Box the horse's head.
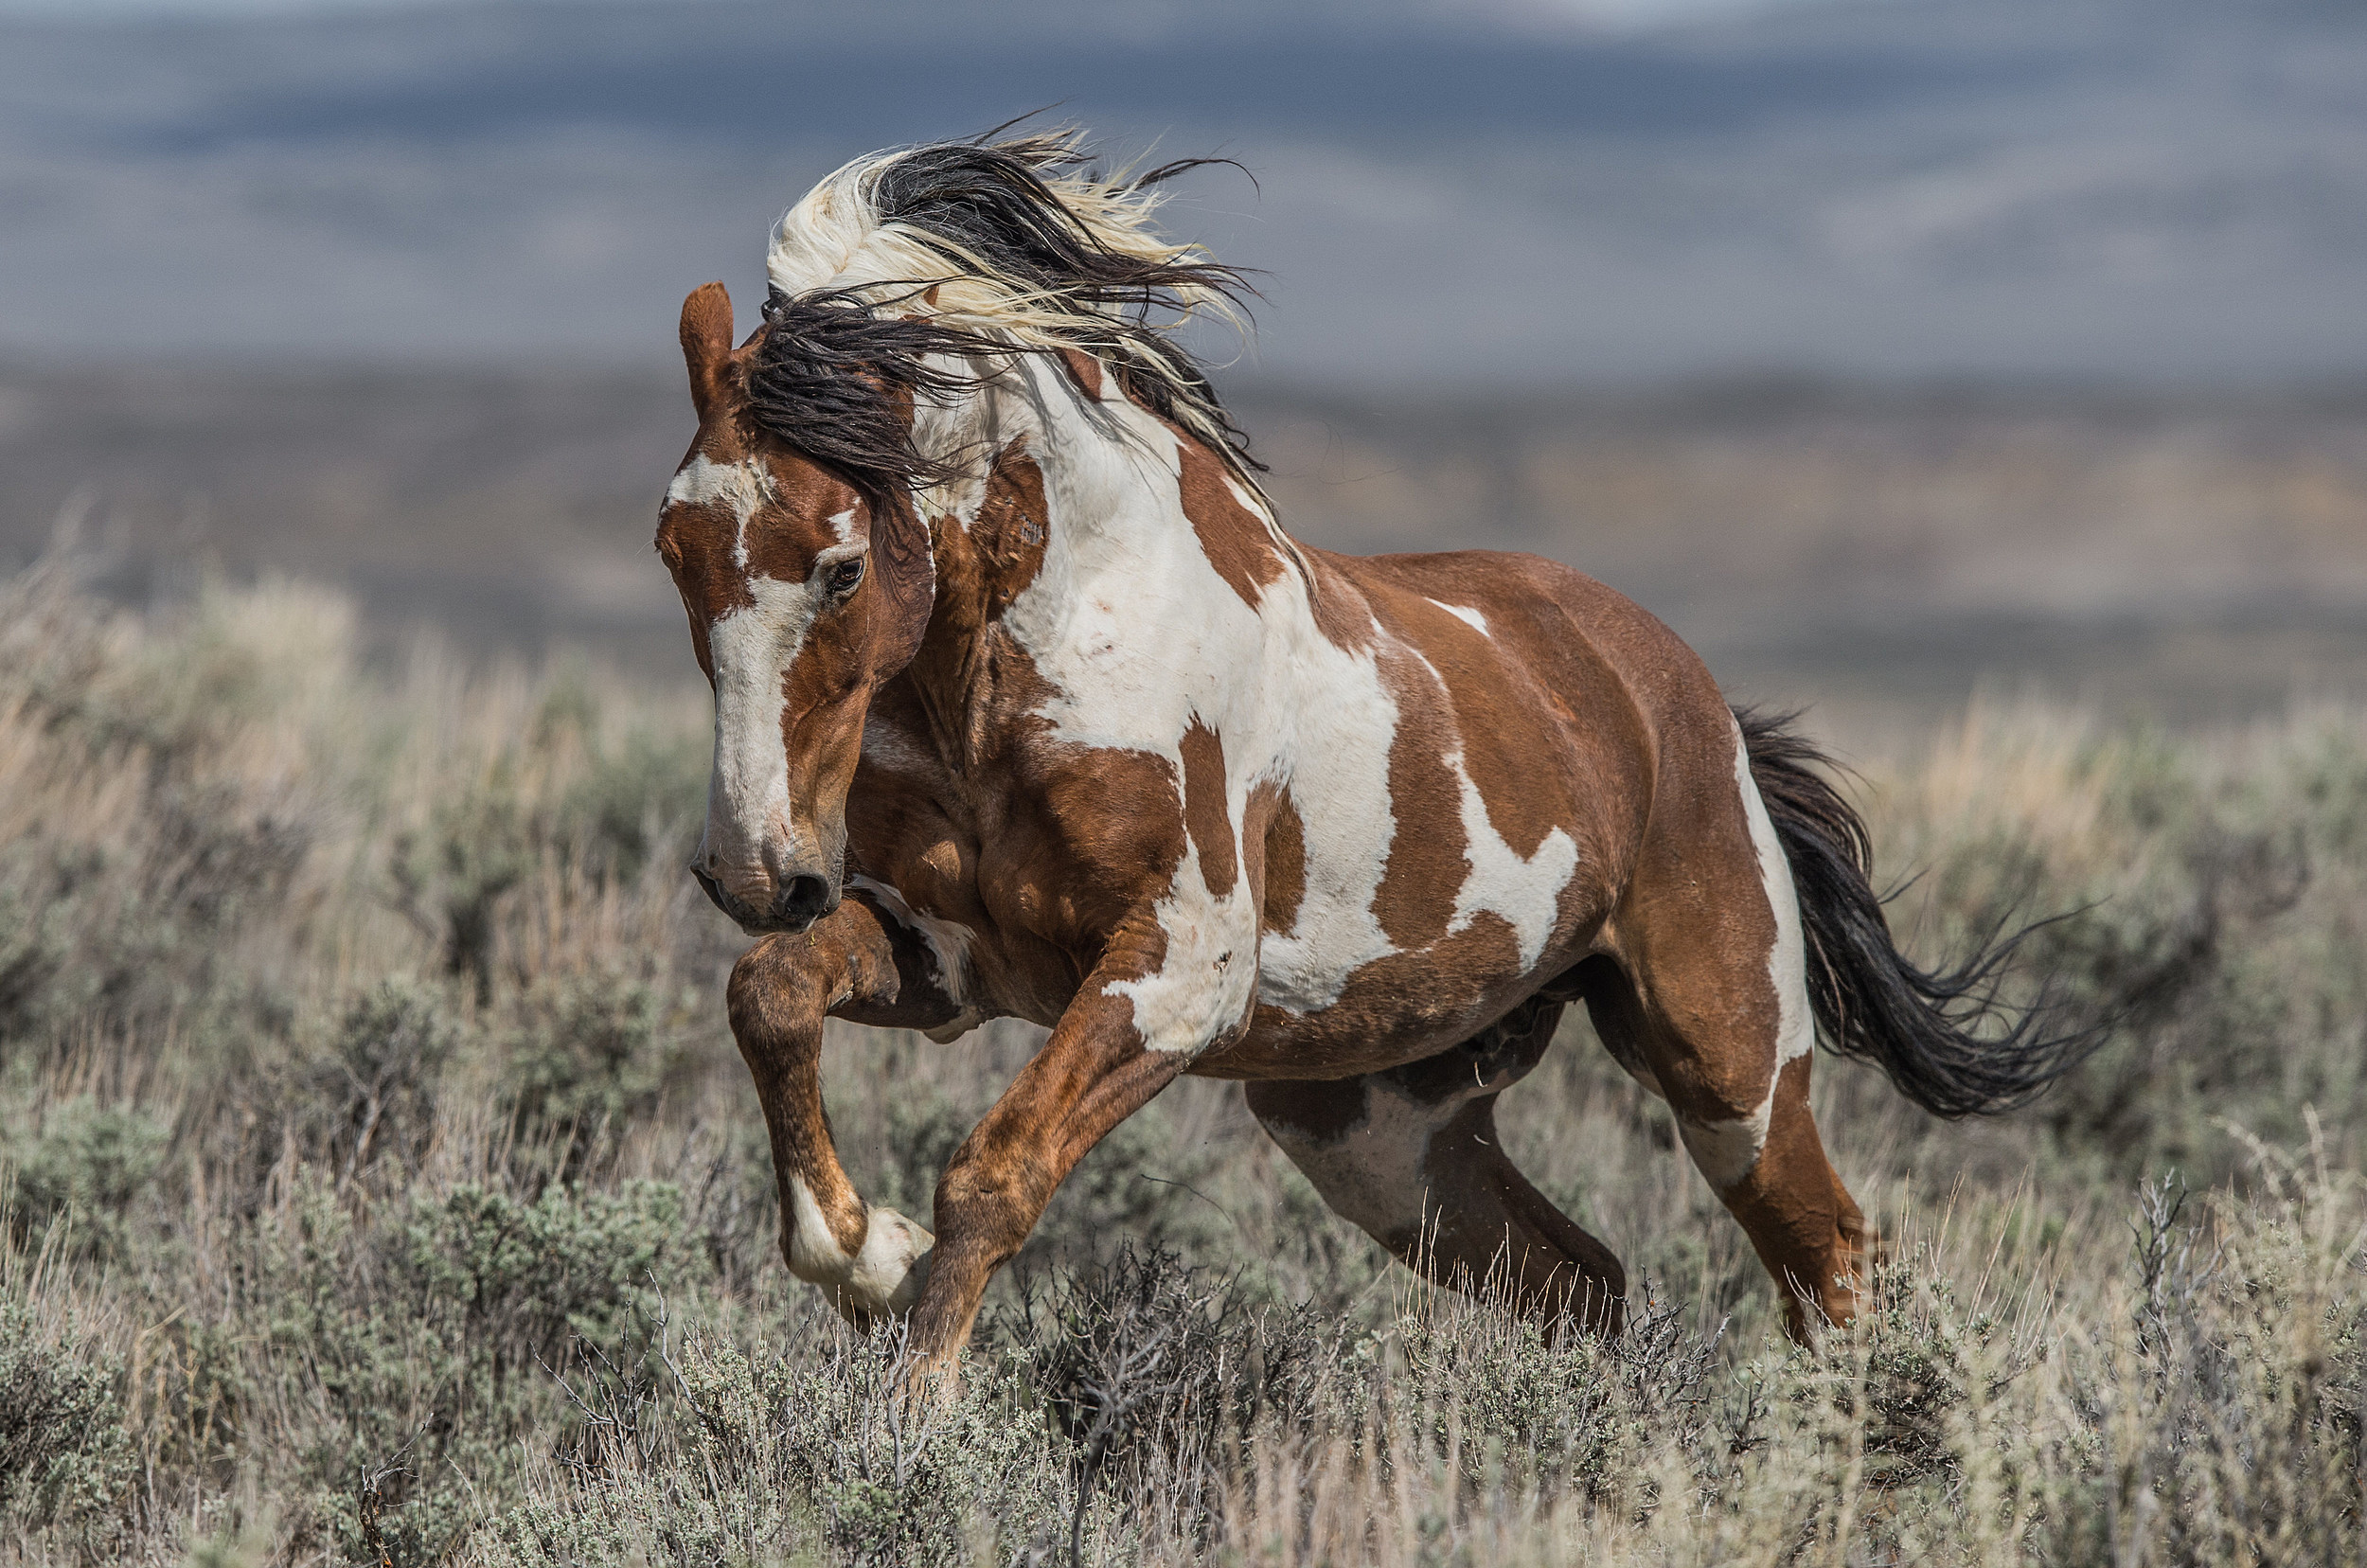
[659,281,934,934]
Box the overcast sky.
[0,0,1830,24]
[2,0,2359,385]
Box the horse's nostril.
[777,874,831,925]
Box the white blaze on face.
[703,575,828,881]
[1678,723,1817,1191]
[673,451,866,887]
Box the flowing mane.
[749,130,1263,504]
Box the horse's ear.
[680,282,735,421]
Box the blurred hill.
[6,361,2362,722]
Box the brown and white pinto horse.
[656,134,2079,1363]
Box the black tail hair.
[1735,706,2096,1118]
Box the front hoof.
[828,1205,934,1328]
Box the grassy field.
[3,560,2364,1565]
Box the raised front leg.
[727,893,964,1326]
[906,964,1197,1362]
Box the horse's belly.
[1193,880,1615,1080]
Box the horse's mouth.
[691,865,836,935]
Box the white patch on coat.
[667,454,772,569]
[1101,829,1258,1054]
[1738,727,1816,1070]
[975,356,1404,1037]
[881,351,1588,1044]
[1260,1083,1451,1243]
[1676,726,1818,1191]
[1431,599,1489,636]
[1444,749,1578,972]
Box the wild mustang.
[656,131,2080,1365]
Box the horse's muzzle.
[691,865,838,934]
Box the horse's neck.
[899,362,1278,769]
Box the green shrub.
[559,731,707,885]
[394,775,537,1004]
[0,1301,134,1554]
[300,979,461,1183]
[4,1096,169,1256]
[502,973,694,1179]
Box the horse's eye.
[826,557,865,597]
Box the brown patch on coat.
[1243,1076,1370,1144]
[1175,435,1286,608]
[1055,347,1105,401]
[1368,647,1469,951]
[1395,593,1564,859]
[971,439,1051,614]
[1294,543,1380,653]
[1255,780,1307,936]
[737,469,864,587]
[1178,718,1237,899]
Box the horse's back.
[1339,544,1738,811]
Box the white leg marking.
[785,1175,934,1318]
[784,1174,855,1278]
[1680,726,1818,1191]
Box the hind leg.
[1247,998,1628,1334]
[1584,954,1872,1339]
[1578,731,1876,1340]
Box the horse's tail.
[1735,706,2094,1118]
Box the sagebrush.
[3,561,2363,1564]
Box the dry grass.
[2,561,2363,1564]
